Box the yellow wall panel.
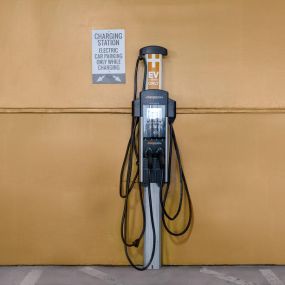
[0,0,285,108]
[1,114,285,264]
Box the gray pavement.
[0,265,285,285]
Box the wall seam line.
[1,107,285,114]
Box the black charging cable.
[159,124,192,236]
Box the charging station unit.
[120,46,192,271]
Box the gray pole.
[144,184,161,269]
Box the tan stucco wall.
[0,0,285,265]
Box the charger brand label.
[147,54,161,89]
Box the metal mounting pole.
[144,183,161,269]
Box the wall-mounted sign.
[92,29,125,84]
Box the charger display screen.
[143,105,165,138]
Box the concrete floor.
[1,265,285,285]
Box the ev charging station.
[120,46,192,271]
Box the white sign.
[92,29,125,84]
